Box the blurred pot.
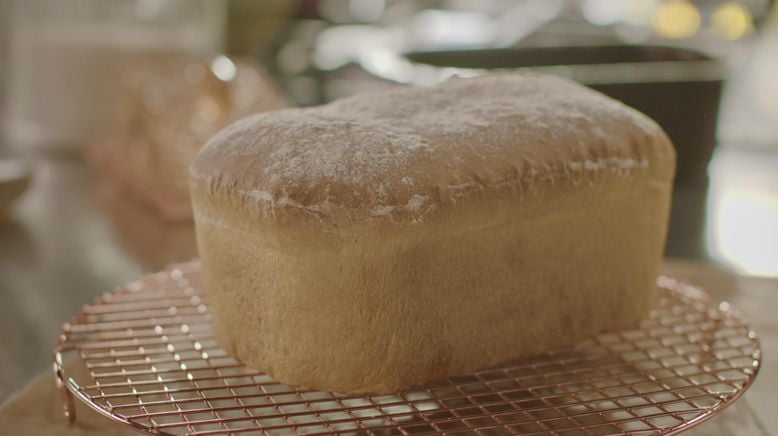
[394,45,723,183]
[359,44,723,258]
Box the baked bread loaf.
[190,73,675,394]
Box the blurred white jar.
[4,0,225,153]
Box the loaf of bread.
[190,73,675,394]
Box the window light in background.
[652,0,702,38]
[711,1,755,39]
[707,150,778,277]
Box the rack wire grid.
[53,261,761,435]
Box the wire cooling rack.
[53,261,761,435]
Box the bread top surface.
[190,73,675,228]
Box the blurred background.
[0,0,777,403]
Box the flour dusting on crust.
[191,73,674,223]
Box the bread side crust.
[192,171,671,394]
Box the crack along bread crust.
[190,73,676,394]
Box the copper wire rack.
[53,261,761,435]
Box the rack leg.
[53,351,76,423]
